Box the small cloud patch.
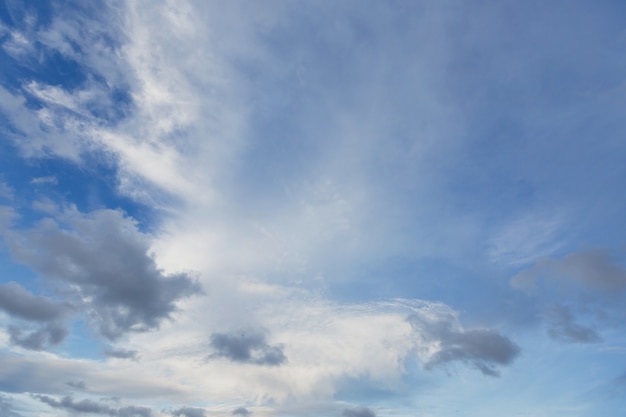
[209,331,286,366]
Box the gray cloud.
[0,282,73,350]
[104,348,140,361]
[0,282,74,322]
[117,405,153,417]
[172,406,207,417]
[233,407,250,416]
[543,305,601,343]
[67,380,88,390]
[35,394,111,414]
[34,395,153,416]
[408,314,520,377]
[511,249,625,343]
[8,323,69,350]
[511,249,626,293]
[6,208,202,340]
[342,406,376,417]
[209,331,286,366]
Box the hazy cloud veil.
[0,1,625,416]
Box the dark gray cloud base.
[8,323,69,351]
[0,282,73,322]
[408,314,520,377]
[5,208,201,341]
[172,407,207,417]
[543,305,601,343]
[34,395,153,417]
[232,407,250,416]
[209,331,286,366]
[342,406,376,417]
[104,348,140,360]
[0,282,73,350]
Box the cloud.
[511,249,626,293]
[104,348,140,361]
[0,282,73,350]
[8,323,69,351]
[511,249,626,344]
[5,207,202,340]
[342,406,376,417]
[542,305,601,344]
[66,380,88,390]
[232,407,250,416]
[30,176,58,185]
[408,313,520,377]
[34,395,153,417]
[209,331,286,366]
[0,394,22,417]
[0,282,74,322]
[172,406,207,417]
[35,394,111,414]
[0,353,184,399]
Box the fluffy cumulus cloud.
[4,207,201,340]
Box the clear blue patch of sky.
[0,140,155,233]
[61,319,106,361]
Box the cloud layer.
[1,0,626,416]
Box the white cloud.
[30,176,58,186]
[119,282,518,407]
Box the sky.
[0,0,626,416]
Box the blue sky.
[1,1,626,416]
